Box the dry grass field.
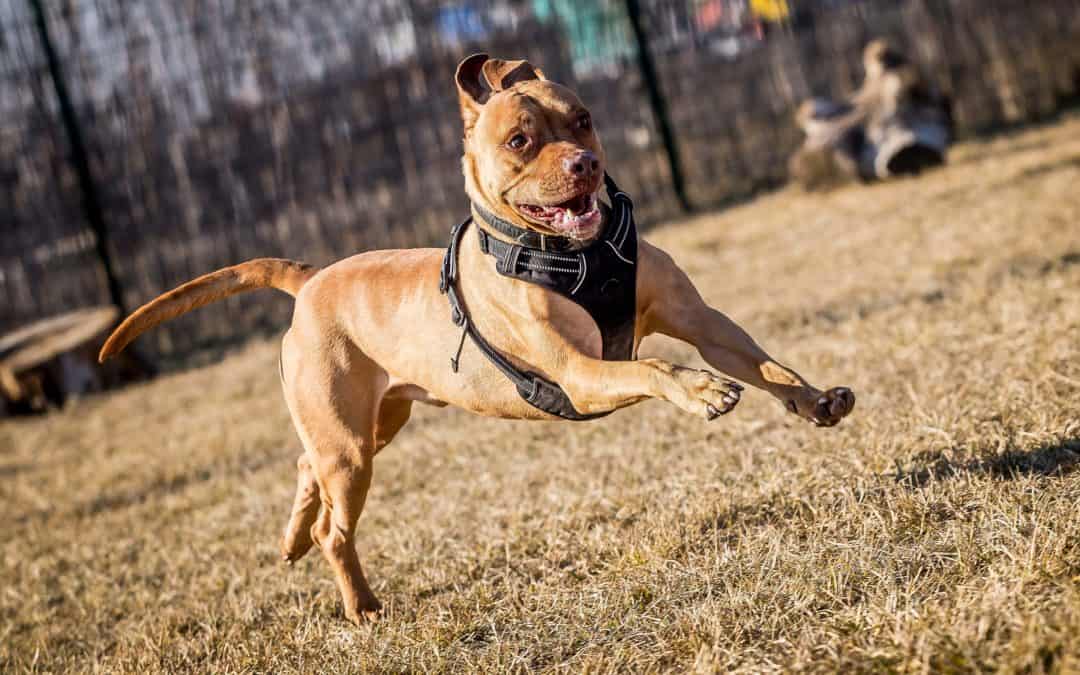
[3,114,1080,673]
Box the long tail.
[98,258,318,362]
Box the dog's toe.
[702,377,742,419]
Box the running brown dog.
[99,54,855,625]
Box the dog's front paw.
[808,386,855,427]
[677,368,743,420]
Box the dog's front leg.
[553,355,743,419]
[685,307,854,426]
[639,243,854,426]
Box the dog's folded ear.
[457,54,490,106]
[481,59,546,92]
[455,54,547,137]
[456,53,491,136]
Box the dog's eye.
[576,114,591,131]
[507,133,529,150]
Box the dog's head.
[455,54,606,240]
[863,39,908,79]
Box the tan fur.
[98,259,316,361]
[100,54,854,625]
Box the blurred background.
[2,0,1079,365]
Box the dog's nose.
[563,151,599,179]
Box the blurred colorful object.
[436,3,489,45]
[696,0,724,31]
[750,0,790,22]
[532,0,633,76]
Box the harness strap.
[440,174,634,421]
[476,229,584,276]
[440,216,603,421]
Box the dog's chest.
[528,288,606,358]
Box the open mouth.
[516,191,602,238]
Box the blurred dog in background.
[791,39,953,189]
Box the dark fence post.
[27,0,126,316]
[622,0,692,213]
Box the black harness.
[439,175,637,420]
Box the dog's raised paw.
[811,386,855,426]
[693,370,742,420]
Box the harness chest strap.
[439,175,638,421]
[440,243,590,419]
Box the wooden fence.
[2,0,1079,360]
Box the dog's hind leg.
[287,360,385,624]
[277,396,412,565]
[309,449,380,624]
[286,397,414,612]
[279,453,320,564]
[277,397,410,566]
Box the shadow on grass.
[949,105,1080,167]
[12,450,283,527]
[0,461,32,477]
[894,437,1080,489]
[1015,153,1080,179]
[948,136,1055,166]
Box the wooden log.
[0,307,151,415]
